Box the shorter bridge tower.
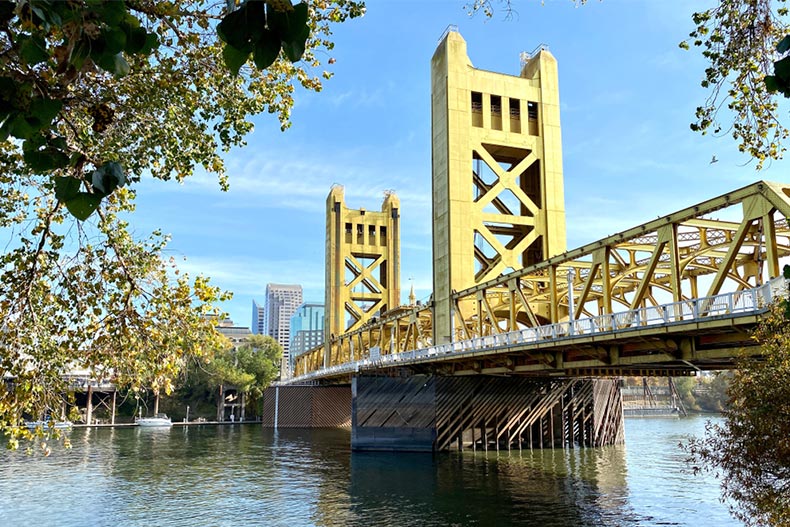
[325,186,401,367]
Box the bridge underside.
[398,311,762,378]
[352,375,623,452]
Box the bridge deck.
[287,277,785,383]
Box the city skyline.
[263,283,303,376]
[131,1,790,328]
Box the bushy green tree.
[0,0,362,448]
[673,376,700,412]
[686,303,790,526]
[191,334,281,419]
[694,371,732,413]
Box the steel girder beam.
[451,181,790,339]
[294,181,790,380]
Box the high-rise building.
[251,300,265,335]
[289,302,324,374]
[264,283,303,377]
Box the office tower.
[264,283,303,377]
[251,300,265,335]
[288,302,325,374]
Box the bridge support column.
[261,385,352,428]
[352,375,623,452]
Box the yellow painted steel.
[430,30,567,346]
[323,186,401,368]
[295,180,790,379]
[292,29,790,381]
[451,180,790,341]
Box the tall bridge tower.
[325,186,401,367]
[431,29,566,345]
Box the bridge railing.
[285,277,787,383]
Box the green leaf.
[18,34,49,66]
[139,32,159,55]
[765,75,779,93]
[0,118,10,142]
[774,56,790,82]
[282,26,308,62]
[267,2,309,63]
[217,7,251,50]
[783,264,790,279]
[269,2,308,42]
[778,35,790,54]
[120,12,141,30]
[125,27,148,54]
[289,2,310,32]
[23,146,69,172]
[91,162,126,196]
[98,54,130,77]
[253,32,280,70]
[223,44,251,76]
[68,152,86,168]
[7,114,36,139]
[28,98,62,125]
[245,0,267,43]
[65,193,102,221]
[0,1,14,25]
[97,0,128,26]
[102,28,127,56]
[53,176,81,202]
[21,132,46,151]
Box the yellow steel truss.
[323,186,401,367]
[430,30,567,346]
[294,181,790,378]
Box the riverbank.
[71,420,262,428]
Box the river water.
[0,416,737,526]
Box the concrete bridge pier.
[351,375,624,452]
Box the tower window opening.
[527,101,539,135]
[491,95,502,115]
[527,101,538,120]
[490,95,502,131]
[471,91,483,128]
[510,98,520,118]
[471,91,483,111]
[509,98,521,134]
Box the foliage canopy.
[0,0,363,449]
[686,290,790,526]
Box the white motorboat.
[135,413,173,427]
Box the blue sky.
[134,0,790,329]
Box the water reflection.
[342,445,634,527]
[0,418,738,527]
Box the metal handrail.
[286,277,787,383]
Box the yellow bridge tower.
[431,29,567,345]
[325,186,401,367]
